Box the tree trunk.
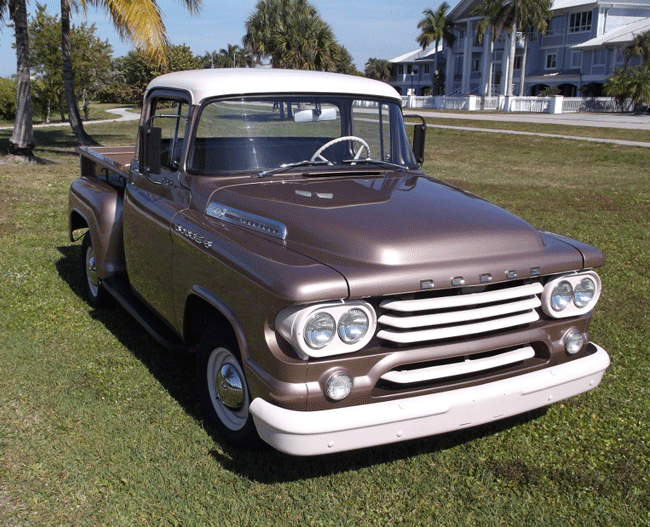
[58,94,66,122]
[506,20,517,97]
[61,0,98,145]
[433,39,439,96]
[8,0,35,158]
[45,96,51,124]
[519,36,528,96]
[487,39,494,97]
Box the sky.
[0,0,449,78]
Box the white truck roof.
[145,68,402,106]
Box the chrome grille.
[377,282,543,345]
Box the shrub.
[0,77,17,121]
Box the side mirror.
[405,114,426,167]
[138,125,162,175]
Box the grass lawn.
[428,116,650,144]
[1,117,649,526]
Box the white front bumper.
[250,344,610,456]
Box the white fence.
[401,95,624,114]
[561,97,630,113]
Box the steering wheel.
[310,136,371,163]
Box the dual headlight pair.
[278,271,601,358]
[275,302,377,359]
[541,271,601,318]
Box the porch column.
[480,25,492,96]
[461,20,472,94]
[445,44,454,95]
[500,33,511,96]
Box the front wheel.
[81,232,107,307]
[196,330,258,447]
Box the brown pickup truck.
[68,68,609,455]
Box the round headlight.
[325,371,352,401]
[551,281,573,311]
[574,277,596,308]
[304,312,335,350]
[338,308,370,344]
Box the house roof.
[448,0,649,21]
[573,16,650,49]
[389,44,442,64]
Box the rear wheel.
[196,330,258,447]
[81,232,107,307]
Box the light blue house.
[389,45,444,95]
[390,0,650,97]
[445,0,650,96]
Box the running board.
[103,276,185,351]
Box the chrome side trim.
[206,202,287,240]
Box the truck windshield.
[188,96,417,174]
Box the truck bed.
[76,145,135,186]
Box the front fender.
[68,177,126,279]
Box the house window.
[569,11,592,33]
[548,16,565,35]
[454,54,463,75]
[571,50,582,69]
[424,64,430,74]
[593,48,606,66]
[513,55,523,70]
[546,52,557,69]
[472,57,481,71]
[398,65,404,75]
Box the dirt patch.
[0,154,55,165]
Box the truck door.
[123,92,190,325]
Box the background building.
[435,0,650,96]
[389,45,445,95]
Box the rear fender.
[68,177,126,279]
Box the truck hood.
[208,174,590,297]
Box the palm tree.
[365,58,392,81]
[245,0,344,71]
[2,0,35,159]
[416,3,455,95]
[60,0,202,145]
[625,30,650,65]
[244,0,317,61]
[218,44,257,68]
[474,0,503,96]
[270,14,338,71]
[472,0,550,96]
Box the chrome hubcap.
[87,253,99,287]
[206,347,249,431]
[216,364,244,410]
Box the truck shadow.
[56,244,547,483]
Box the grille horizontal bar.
[377,282,543,345]
[379,283,544,312]
[380,346,536,384]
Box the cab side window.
[149,97,189,171]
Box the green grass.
[419,114,650,144]
[1,118,649,526]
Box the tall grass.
[0,118,648,526]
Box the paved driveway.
[417,109,650,130]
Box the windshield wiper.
[256,159,329,178]
[342,158,409,172]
